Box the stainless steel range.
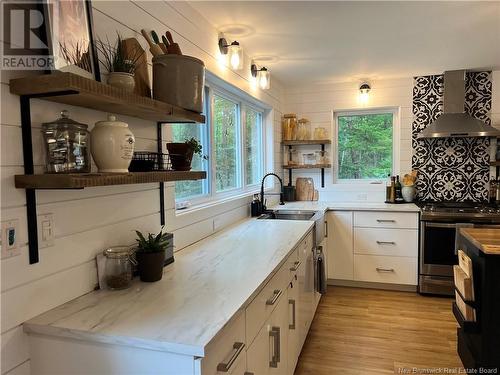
[419,202,500,295]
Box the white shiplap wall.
[283,72,500,202]
[283,77,413,202]
[0,2,284,374]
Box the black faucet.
[260,173,285,213]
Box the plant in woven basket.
[135,227,170,282]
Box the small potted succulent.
[134,228,170,282]
[167,137,207,171]
[96,33,143,93]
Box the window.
[214,95,240,192]
[245,108,263,185]
[170,81,266,205]
[335,110,396,182]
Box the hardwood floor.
[295,286,462,375]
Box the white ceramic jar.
[91,115,135,173]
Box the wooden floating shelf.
[15,171,207,189]
[282,164,331,170]
[9,72,205,124]
[490,161,500,166]
[282,140,331,146]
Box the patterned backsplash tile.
[411,72,492,202]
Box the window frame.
[333,107,400,184]
[172,77,268,206]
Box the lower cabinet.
[327,211,354,280]
[326,210,419,286]
[287,274,300,375]
[246,288,289,375]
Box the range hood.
[417,70,499,139]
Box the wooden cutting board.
[121,38,151,98]
[296,177,315,201]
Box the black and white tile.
[411,72,492,202]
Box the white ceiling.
[189,1,500,85]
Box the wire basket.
[129,152,172,172]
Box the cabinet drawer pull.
[376,219,396,223]
[266,289,283,305]
[376,267,395,273]
[289,260,301,271]
[376,241,396,245]
[289,299,296,330]
[216,342,245,372]
[269,326,281,368]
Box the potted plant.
[134,228,170,282]
[96,33,143,93]
[167,137,207,171]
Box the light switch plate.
[38,213,55,248]
[1,219,20,259]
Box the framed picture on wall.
[43,0,100,81]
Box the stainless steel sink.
[258,209,325,246]
[258,210,316,221]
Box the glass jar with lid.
[297,118,311,140]
[282,114,298,141]
[103,246,136,290]
[41,110,91,173]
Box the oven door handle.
[424,222,461,228]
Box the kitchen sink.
[258,209,325,246]
[258,210,317,221]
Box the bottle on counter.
[395,175,404,202]
[490,179,497,204]
[251,194,262,217]
[496,180,500,204]
[389,176,396,203]
[385,174,392,202]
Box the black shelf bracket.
[19,90,79,264]
[157,122,165,226]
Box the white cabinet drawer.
[354,228,418,257]
[245,255,291,347]
[354,254,417,285]
[298,230,314,263]
[202,310,246,375]
[353,211,418,229]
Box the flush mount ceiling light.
[359,82,371,103]
[219,38,243,70]
[251,63,270,90]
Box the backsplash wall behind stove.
[412,72,492,202]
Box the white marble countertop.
[24,219,314,357]
[271,201,420,212]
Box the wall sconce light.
[251,63,270,90]
[359,82,371,103]
[219,38,243,70]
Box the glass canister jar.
[313,127,328,140]
[103,246,136,290]
[297,118,311,140]
[41,110,91,173]
[282,114,297,141]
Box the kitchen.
[1,1,499,375]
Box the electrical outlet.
[38,213,55,248]
[1,219,20,259]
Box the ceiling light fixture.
[359,82,371,103]
[251,63,270,90]
[219,38,243,70]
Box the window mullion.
[240,103,246,189]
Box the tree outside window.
[337,112,393,180]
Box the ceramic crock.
[91,115,135,173]
[402,185,417,203]
[107,72,135,93]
